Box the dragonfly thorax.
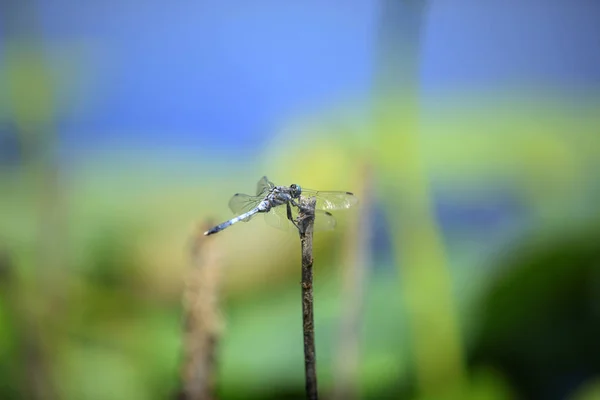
[266,188,294,208]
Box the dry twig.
[296,197,318,400]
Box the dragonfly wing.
[265,204,337,232]
[264,205,291,231]
[301,189,358,211]
[228,193,262,221]
[291,205,337,232]
[314,210,337,231]
[256,176,276,196]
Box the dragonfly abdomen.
[204,207,262,236]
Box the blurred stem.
[331,161,373,400]
[178,221,223,400]
[2,1,63,399]
[297,197,318,400]
[373,0,467,396]
[2,0,63,290]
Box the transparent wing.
[228,193,262,222]
[314,210,337,231]
[256,176,276,196]
[263,204,337,232]
[300,189,358,211]
[264,205,291,231]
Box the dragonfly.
[204,176,358,236]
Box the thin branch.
[296,197,318,400]
[178,220,223,400]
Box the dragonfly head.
[290,184,302,198]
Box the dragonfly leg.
[290,199,309,213]
[286,202,300,230]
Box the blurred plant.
[331,161,373,400]
[470,222,600,400]
[2,1,64,398]
[178,221,224,400]
[570,379,600,400]
[0,247,27,399]
[372,0,467,397]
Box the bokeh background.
[1,1,600,399]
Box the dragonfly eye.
[289,184,301,197]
